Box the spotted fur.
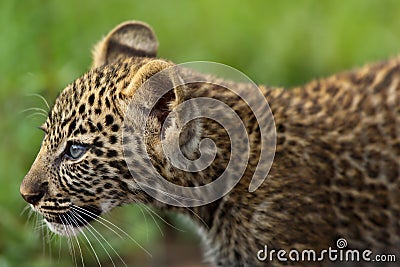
[21,21,399,266]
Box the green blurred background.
[1,0,399,266]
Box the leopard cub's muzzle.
[20,167,101,235]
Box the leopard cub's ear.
[92,21,158,68]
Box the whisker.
[137,183,209,230]
[133,201,164,237]
[20,204,32,216]
[87,119,103,136]
[25,112,48,120]
[60,215,79,267]
[71,205,152,257]
[18,107,48,116]
[140,203,185,234]
[132,202,150,242]
[40,215,46,258]
[72,210,128,267]
[48,230,59,245]
[23,206,37,230]
[25,93,50,110]
[33,221,46,233]
[70,212,116,267]
[45,226,53,265]
[58,233,63,264]
[65,214,91,267]
[33,221,41,240]
[33,213,45,233]
[65,214,102,267]
[59,215,79,266]
[138,182,203,202]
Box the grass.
[1,0,400,266]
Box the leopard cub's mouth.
[40,205,102,236]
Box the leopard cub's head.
[20,21,201,235]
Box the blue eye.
[65,142,87,160]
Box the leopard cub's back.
[264,57,400,249]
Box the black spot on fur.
[111,124,119,132]
[89,123,97,133]
[107,150,118,157]
[93,137,103,147]
[88,94,95,106]
[79,104,86,114]
[94,149,104,156]
[95,76,101,88]
[109,160,121,169]
[277,124,285,133]
[96,123,103,132]
[105,97,111,108]
[109,135,117,144]
[79,125,88,135]
[105,115,114,126]
[99,86,106,96]
[81,163,90,170]
[67,120,76,136]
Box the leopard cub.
[21,21,400,266]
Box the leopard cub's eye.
[65,142,87,160]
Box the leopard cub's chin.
[39,204,103,236]
[45,220,82,236]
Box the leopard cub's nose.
[20,190,45,205]
[20,180,48,206]
[21,191,45,205]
